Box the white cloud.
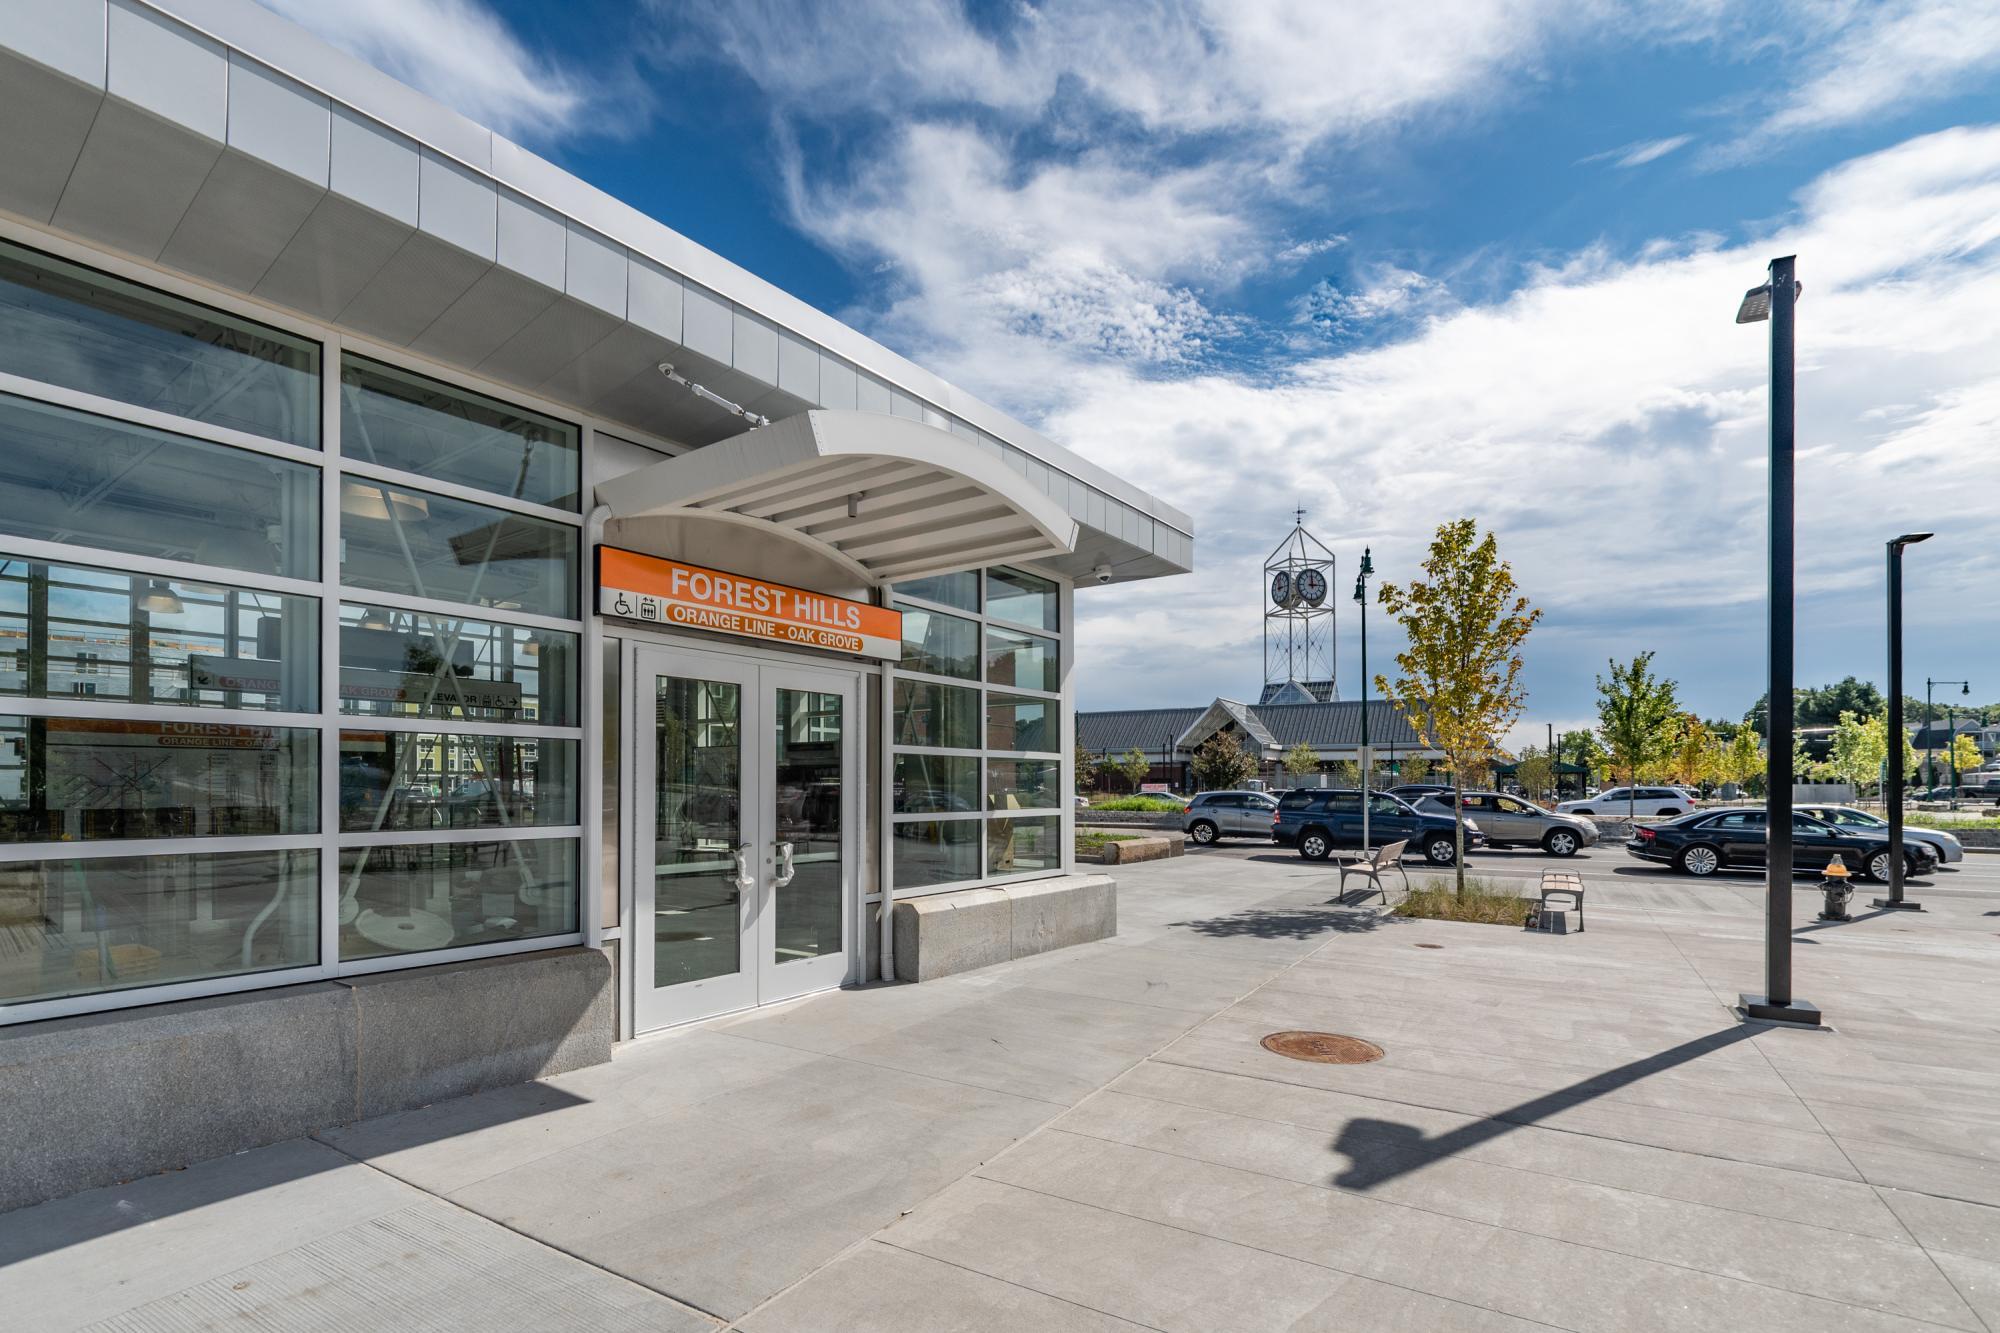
[1579,134,1695,168]
[1293,266,1452,339]
[256,0,634,145]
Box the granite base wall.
[892,874,1117,983]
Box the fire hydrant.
[1817,858,1854,922]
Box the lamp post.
[1925,678,1970,810]
[1355,548,1375,854]
[1735,255,1819,1026]
[1877,534,1931,910]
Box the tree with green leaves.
[1950,734,1982,791]
[1557,729,1608,788]
[1191,730,1258,791]
[1074,742,1098,794]
[1110,747,1150,793]
[1826,710,1887,796]
[1513,747,1555,803]
[1376,519,1541,894]
[1392,754,1432,786]
[1596,653,1680,820]
[1721,726,1764,792]
[1281,741,1319,785]
[1329,758,1360,786]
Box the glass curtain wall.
[0,240,584,1023]
[887,566,1065,894]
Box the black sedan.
[1628,808,1934,881]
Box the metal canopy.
[597,411,1080,585]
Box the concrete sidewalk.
[3,851,1997,1331]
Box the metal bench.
[1339,839,1410,904]
[1535,870,1585,932]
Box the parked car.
[1627,808,1934,881]
[1183,790,1279,844]
[1272,788,1483,865]
[1416,791,1598,857]
[1386,783,1454,801]
[1556,786,1694,818]
[1794,804,1963,864]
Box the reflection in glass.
[988,759,1059,811]
[0,557,317,712]
[773,688,842,965]
[337,838,576,961]
[338,732,577,833]
[0,240,319,447]
[653,675,743,989]
[890,570,978,612]
[987,566,1058,630]
[337,604,575,726]
[891,818,981,890]
[341,357,579,510]
[895,603,977,679]
[0,394,319,579]
[0,716,316,841]
[988,815,1061,875]
[894,754,978,813]
[893,679,978,748]
[986,625,1058,692]
[0,848,317,1003]
[986,694,1055,753]
[339,481,577,618]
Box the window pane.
[988,815,1060,875]
[0,848,318,1004]
[0,394,319,579]
[340,481,577,618]
[986,693,1055,753]
[987,566,1057,630]
[986,626,1058,692]
[891,818,980,890]
[338,837,578,961]
[0,557,317,712]
[893,679,978,748]
[338,732,578,832]
[890,570,977,612]
[894,753,978,813]
[0,717,316,842]
[0,241,318,447]
[988,759,1059,810]
[895,603,977,679]
[337,604,576,726]
[340,357,579,510]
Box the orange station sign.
[596,547,902,661]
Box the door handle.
[731,842,755,893]
[772,841,795,889]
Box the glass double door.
[633,646,859,1031]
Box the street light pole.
[1925,678,1971,808]
[1735,255,1819,1026]
[1355,548,1375,855]
[1877,534,1931,910]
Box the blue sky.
[266,0,2000,741]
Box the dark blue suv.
[1271,788,1483,866]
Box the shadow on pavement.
[1328,1026,1759,1192]
[1168,905,1403,941]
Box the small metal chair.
[1536,870,1585,932]
[1339,839,1410,904]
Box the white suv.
[1557,786,1694,818]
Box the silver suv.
[1417,791,1599,857]
[1183,790,1279,844]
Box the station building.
[0,0,1191,1208]
[1080,697,1438,791]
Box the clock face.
[1295,568,1327,606]
[1270,570,1296,608]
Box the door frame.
[626,635,868,1033]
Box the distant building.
[1078,696,1441,790]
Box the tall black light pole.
[1355,547,1375,852]
[1735,256,1819,1025]
[1877,534,1931,909]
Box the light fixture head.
[1352,574,1366,605]
[1359,546,1374,578]
[1964,682,1972,696]
[357,606,393,631]
[1736,279,1802,324]
[137,579,184,615]
[340,482,429,523]
[1890,532,1934,548]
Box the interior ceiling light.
[137,580,184,615]
[658,362,771,429]
[341,482,430,522]
[357,606,394,631]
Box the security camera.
[1091,564,1114,585]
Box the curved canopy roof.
[597,410,1080,585]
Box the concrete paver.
[4,846,1998,1331]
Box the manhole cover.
[1414,943,1443,950]
[1260,1031,1384,1064]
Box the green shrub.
[1393,877,1534,926]
[1090,795,1186,812]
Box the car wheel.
[1189,820,1218,846]
[1544,829,1579,857]
[1571,807,1594,816]
[1865,850,1915,884]
[1677,845,1721,876]
[1299,830,1331,861]
[1424,835,1457,865]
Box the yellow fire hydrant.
[1817,858,1854,922]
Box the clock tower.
[1262,511,1337,703]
